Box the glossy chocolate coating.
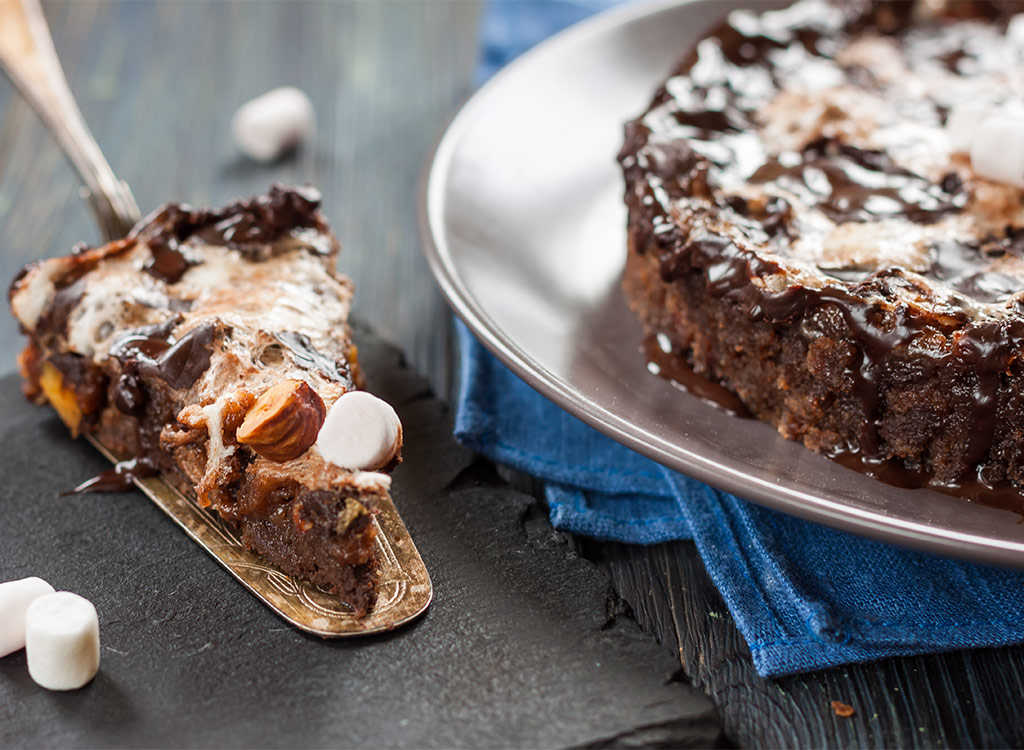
[109,320,217,391]
[62,457,161,495]
[135,183,325,259]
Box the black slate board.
[0,329,720,749]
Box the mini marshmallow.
[316,391,402,471]
[0,577,55,657]
[25,592,100,691]
[231,86,315,163]
[946,102,995,153]
[1009,14,1024,45]
[970,115,1024,189]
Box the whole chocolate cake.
[618,1,1024,490]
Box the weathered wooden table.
[1,2,1022,747]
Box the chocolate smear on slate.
[62,457,161,495]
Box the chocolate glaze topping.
[133,184,326,269]
[621,0,1024,489]
[143,235,199,284]
[109,318,217,391]
[749,137,967,224]
[274,331,353,386]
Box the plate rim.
[418,0,1024,568]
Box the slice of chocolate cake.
[8,185,402,614]
[619,1,1024,490]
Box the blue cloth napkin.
[457,0,1024,678]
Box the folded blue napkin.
[458,0,1024,678]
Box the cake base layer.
[623,237,1024,488]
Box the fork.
[0,0,140,241]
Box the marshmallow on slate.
[970,115,1024,189]
[316,391,402,471]
[25,592,100,691]
[231,86,315,163]
[0,577,55,658]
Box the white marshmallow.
[946,102,995,153]
[1008,14,1024,45]
[25,592,100,691]
[316,391,402,471]
[0,577,55,657]
[231,86,315,163]
[970,115,1024,188]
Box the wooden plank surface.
[576,537,1024,748]
[2,2,1023,748]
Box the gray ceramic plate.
[420,0,1024,567]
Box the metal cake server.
[0,0,431,636]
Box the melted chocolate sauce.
[645,335,1024,513]
[643,336,750,417]
[112,363,146,416]
[929,229,1024,304]
[830,451,1024,517]
[274,331,351,384]
[192,185,321,249]
[62,457,160,495]
[143,235,198,284]
[109,318,217,390]
[36,277,87,338]
[134,184,324,259]
[749,137,965,225]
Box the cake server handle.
[0,0,141,241]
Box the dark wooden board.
[576,537,1024,748]
[3,2,1024,748]
[0,329,721,748]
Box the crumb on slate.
[831,700,855,718]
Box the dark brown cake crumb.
[831,700,855,718]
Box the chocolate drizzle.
[929,228,1024,304]
[62,457,160,495]
[643,335,751,417]
[749,137,966,224]
[273,331,351,384]
[619,0,1024,486]
[133,184,325,261]
[36,277,87,338]
[143,235,199,284]
[645,333,1024,512]
[110,318,217,391]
